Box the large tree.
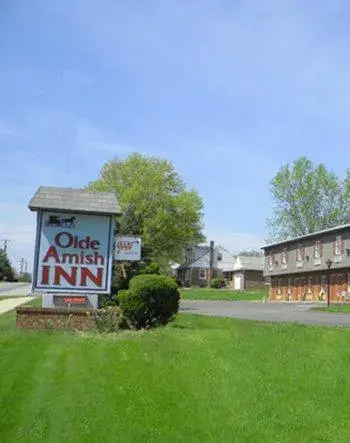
[345,168,350,207]
[88,153,205,268]
[0,250,15,281]
[267,157,349,241]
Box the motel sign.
[34,212,114,293]
[29,187,121,297]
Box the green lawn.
[313,304,350,314]
[180,288,267,301]
[22,297,42,307]
[1,308,350,442]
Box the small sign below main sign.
[115,236,141,261]
[53,295,88,308]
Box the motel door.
[300,277,307,301]
[333,274,347,302]
[234,274,242,290]
[330,275,337,301]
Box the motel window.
[314,240,322,259]
[199,269,206,280]
[287,278,293,294]
[282,248,288,265]
[334,235,343,256]
[267,252,274,269]
[296,244,304,263]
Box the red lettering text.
[117,241,133,252]
[54,233,101,250]
[53,266,78,285]
[41,265,50,284]
[80,267,103,287]
[55,232,73,248]
[43,246,60,263]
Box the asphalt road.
[0,282,31,296]
[180,300,350,327]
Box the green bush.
[93,307,128,333]
[117,274,180,329]
[139,262,160,275]
[98,294,119,308]
[210,277,226,289]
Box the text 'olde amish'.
[40,232,105,287]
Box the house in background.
[223,256,265,290]
[262,223,350,302]
[176,245,235,286]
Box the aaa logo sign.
[115,236,141,261]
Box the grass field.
[1,306,350,442]
[180,288,267,301]
[313,304,350,314]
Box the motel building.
[262,224,350,302]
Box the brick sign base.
[16,307,96,331]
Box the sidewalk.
[0,297,35,315]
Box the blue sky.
[1,0,349,271]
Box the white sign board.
[115,236,141,261]
[32,211,115,293]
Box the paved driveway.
[180,300,350,327]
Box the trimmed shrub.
[139,262,160,275]
[210,277,226,289]
[117,274,180,329]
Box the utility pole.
[208,240,214,284]
[19,258,26,274]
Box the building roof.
[217,246,236,272]
[176,245,235,270]
[28,186,121,215]
[262,223,350,249]
[233,256,264,271]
